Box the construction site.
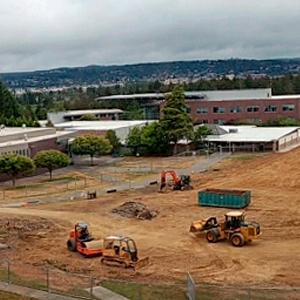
[0,149,299,299]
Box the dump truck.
[190,211,261,247]
[160,170,192,191]
[100,236,149,270]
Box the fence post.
[89,277,94,298]
[46,267,50,294]
[7,260,10,284]
[187,272,196,300]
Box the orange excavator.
[160,170,192,191]
[67,223,105,257]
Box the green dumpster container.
[198,188,251,208]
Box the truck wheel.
[67,239,77,252]
[206,230,217,243]
[231,233,245,247]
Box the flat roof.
[207,126,300,143]
[63,109,123,117]
[54,120,154,130]
[0,131,74,148]
[0,127,51,137]
[271,95,300,100]
[96,88,273,101]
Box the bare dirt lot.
[0,149,299,291]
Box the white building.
[206,125,300,152]
[54,120,155,142]
[0,127,75,157]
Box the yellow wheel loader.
[190,211,261,247]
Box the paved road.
[2,152,231,208]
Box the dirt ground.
[0,149,299,291]
[0,156,198,204]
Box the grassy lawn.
[102,281,297,300]
[0,291,36,300]
[102,281,186,300]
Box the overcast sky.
[0,0,300,72]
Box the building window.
[196,107,208,114]
[213,107,225,113]
[185,107,191,113]
[201,120,208,124]
[265,105,277,112]
[230,107,243,113]
[282,104,295,111]
[214,119,225,125]
[246,106,260,112]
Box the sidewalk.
[86,286,129,300]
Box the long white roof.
[97,88,273,101]
[63,109,123,117]
[207,126,300,142]
[54,120,154,130]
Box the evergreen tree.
[160,86,194,153]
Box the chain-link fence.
[0,261,299,300]
[0,260,97,299]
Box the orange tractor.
[67,223,104,257]
[160,170,192,191]
[67,224,149,270]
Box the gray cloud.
[0,0,299,72]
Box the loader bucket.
[134,256,150,271]
[189,220,205,233]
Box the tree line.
[11,74,300,120]
[0,82,40,127]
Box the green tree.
[35,104,48,120]
[0,154,35,186]
[140,122,170,155]
[160,86,194,153]
[0,82,21,120]
[79,114,99,121]
[126,127,142,155]
[122,102,144,120]
[194,125,212,148]
[34,150,70,180]
[105,130,121,154]
[71,135,112,165]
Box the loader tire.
[67,239,77,252]
[206,230,218,243]
[231,233,245,247]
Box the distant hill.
[1,58,300,88]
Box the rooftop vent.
[229,128,238,133]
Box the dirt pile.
[112,201,158,220]
[0,217,57,242]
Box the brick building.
[185,89,300,124]
[96,88,300,124]
[0,127,75,158]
